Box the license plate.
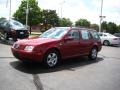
[20,32,24,34]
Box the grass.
[29,32,42,38]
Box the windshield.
[10,20,24,28]
[40,28,68,39]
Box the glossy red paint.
[11,27,102,64]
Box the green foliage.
[90,24,99,31]
[101,21,118,34]
[13,0,42,25]
[59,18,72,27]
[0,17,6,21]
[101,21,107,32]
[117,25,120,32]
[12,0,119,34]
[42,9,59,27]
[107,22,118,34]
[75,19,90,27]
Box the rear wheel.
[88,47,98,60]
[103,40,110,46]
[43,50,60,68]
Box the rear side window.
[90,31,100,40]
[98,33,103,36]
[103,34,107,36]
[81,30,90,40]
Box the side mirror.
[64,36,74,41]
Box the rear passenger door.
[79,30,93,55]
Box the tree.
[75,19,90,27]
[13,0,42,33]
[0,17,6,21]
[101,21,107,32]
[107,22,117,34]
[117,25,120,32]
[42,9,59,29]
[90,24,99,31]
[0,17,6,24]
[59,18,72,27]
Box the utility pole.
[99,0,105,32]
[26,0,29,28]
[99,0,103,32]
[60,0,65,18]
[9,0,11,21]
[6,0,11,21]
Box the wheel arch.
[103,40,111,45]
[91,45,98,52]
[42,47,62,68]
[44,47,61,59]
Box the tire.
[88,47,98,60]
[13,37,17,41]
[103,40,110,46]
[43,50,60,68]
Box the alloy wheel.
[91,48,97,59]
[46,52,58,67]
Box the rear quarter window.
[90,31,100,40]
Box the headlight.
[24,46,34,51]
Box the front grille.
[16,30,29,39]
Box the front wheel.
[88,47,98,60]
[43,50,60,68]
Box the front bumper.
[11,47,43,62]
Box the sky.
[0,0,120,25]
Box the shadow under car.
[10,56,104,74]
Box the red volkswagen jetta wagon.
[11,27,102,68]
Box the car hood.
[16,37,59,46]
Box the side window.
[98,33,103,36]
[67,30,80,40]
[103,34,107,37]
[81,30,90,40]
[91,31,100,40]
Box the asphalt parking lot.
[0,41,120,90]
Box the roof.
[54,27,96,31]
